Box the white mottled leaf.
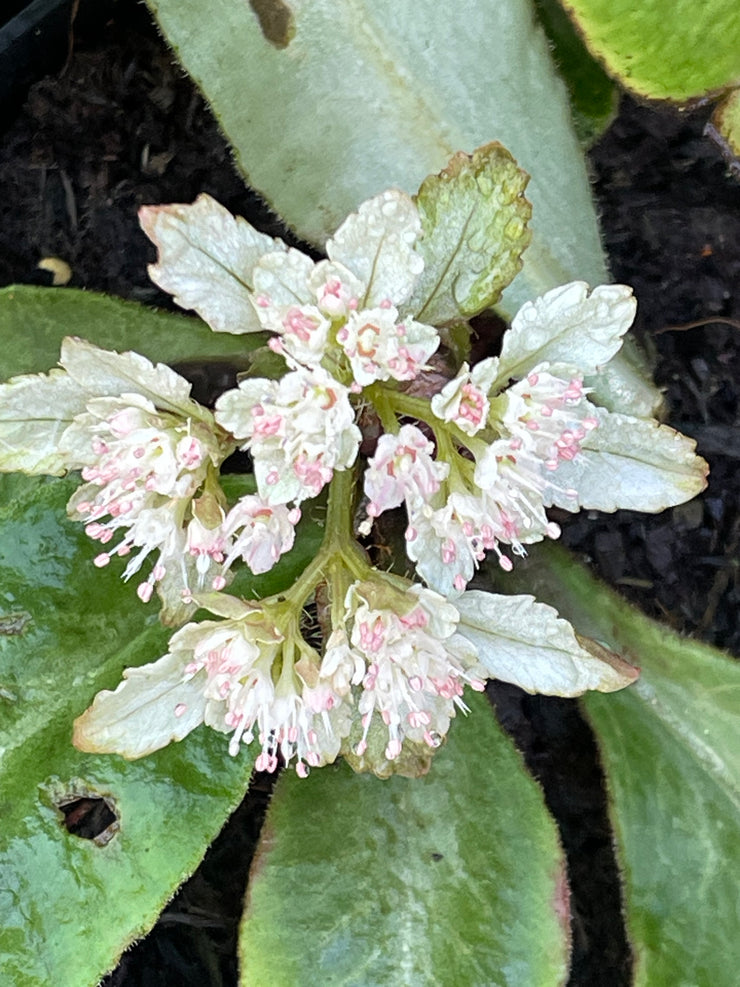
[59,337,209,422]
[455,590,637,695]
[73,651,207,759]
[252,249,315,312]
[496,282,637,384]
[546,406,709,513]
[139,193,286,334]
[0,369,88,474]
[190,591,256,621]
[327,189,423,307]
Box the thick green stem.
[324,466,357,549]
[326,467,371,580]
[364,383,399,434]
[272,466,370,619]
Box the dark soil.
[1,3,738,986]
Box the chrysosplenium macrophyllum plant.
[0,144,707,778]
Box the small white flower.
[492,366,598,471]
[215,365,361,505]
[338,304,439,386]
[185,510,228,588]
[430,357,498,435]
[361,424,448,530]
[341,580,487,763]
[405,490,513,597]
[63,393,228,603]
[220,495,300,576]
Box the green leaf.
[709,86,740,165]
[559,0,740,101]
[533,0,617,146]
[144,0,604,314]
[0,477,255,986]
[507,542,740,987]
[239,690,570,986]
[0,284,260,380]
[410,143,532,324]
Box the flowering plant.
[2,1,737,983]
[0,148,706,780]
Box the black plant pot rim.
[0,0,115,122]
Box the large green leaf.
[144,0,605,318]
[143,0,663,417]
[0,284,258,379]
[239,690,570,986]
[559,0,740,101]
[533,0,617,146]
[0,478,255,985]
[510,543,740,987]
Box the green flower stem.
[380,389,430,423]
[270,467,371,619]
[364,383,399,434]
[380,387,479,452]
[324,466,371,579]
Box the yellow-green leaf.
[560,0,740,101]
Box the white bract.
[73,575,637,773]
[141,189,440,383]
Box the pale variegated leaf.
[73,652,207,759]
[251,249,315,310]
[545,406,709,512]
[409,143,532,324]
[455,590,637,694]
[495,281,636,384]
[140,193,286,333]
[190,591,257,621]
[0,370,89,474]
[144,0,665,416]
[59,337,210,422]
[327,189,423,308]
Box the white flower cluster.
[169,579,489,777]
[137,193,703,605]
[0,183,707,775]
[71,580,484,775]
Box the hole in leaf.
[0,611,32,635]
[56,793,119,847]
